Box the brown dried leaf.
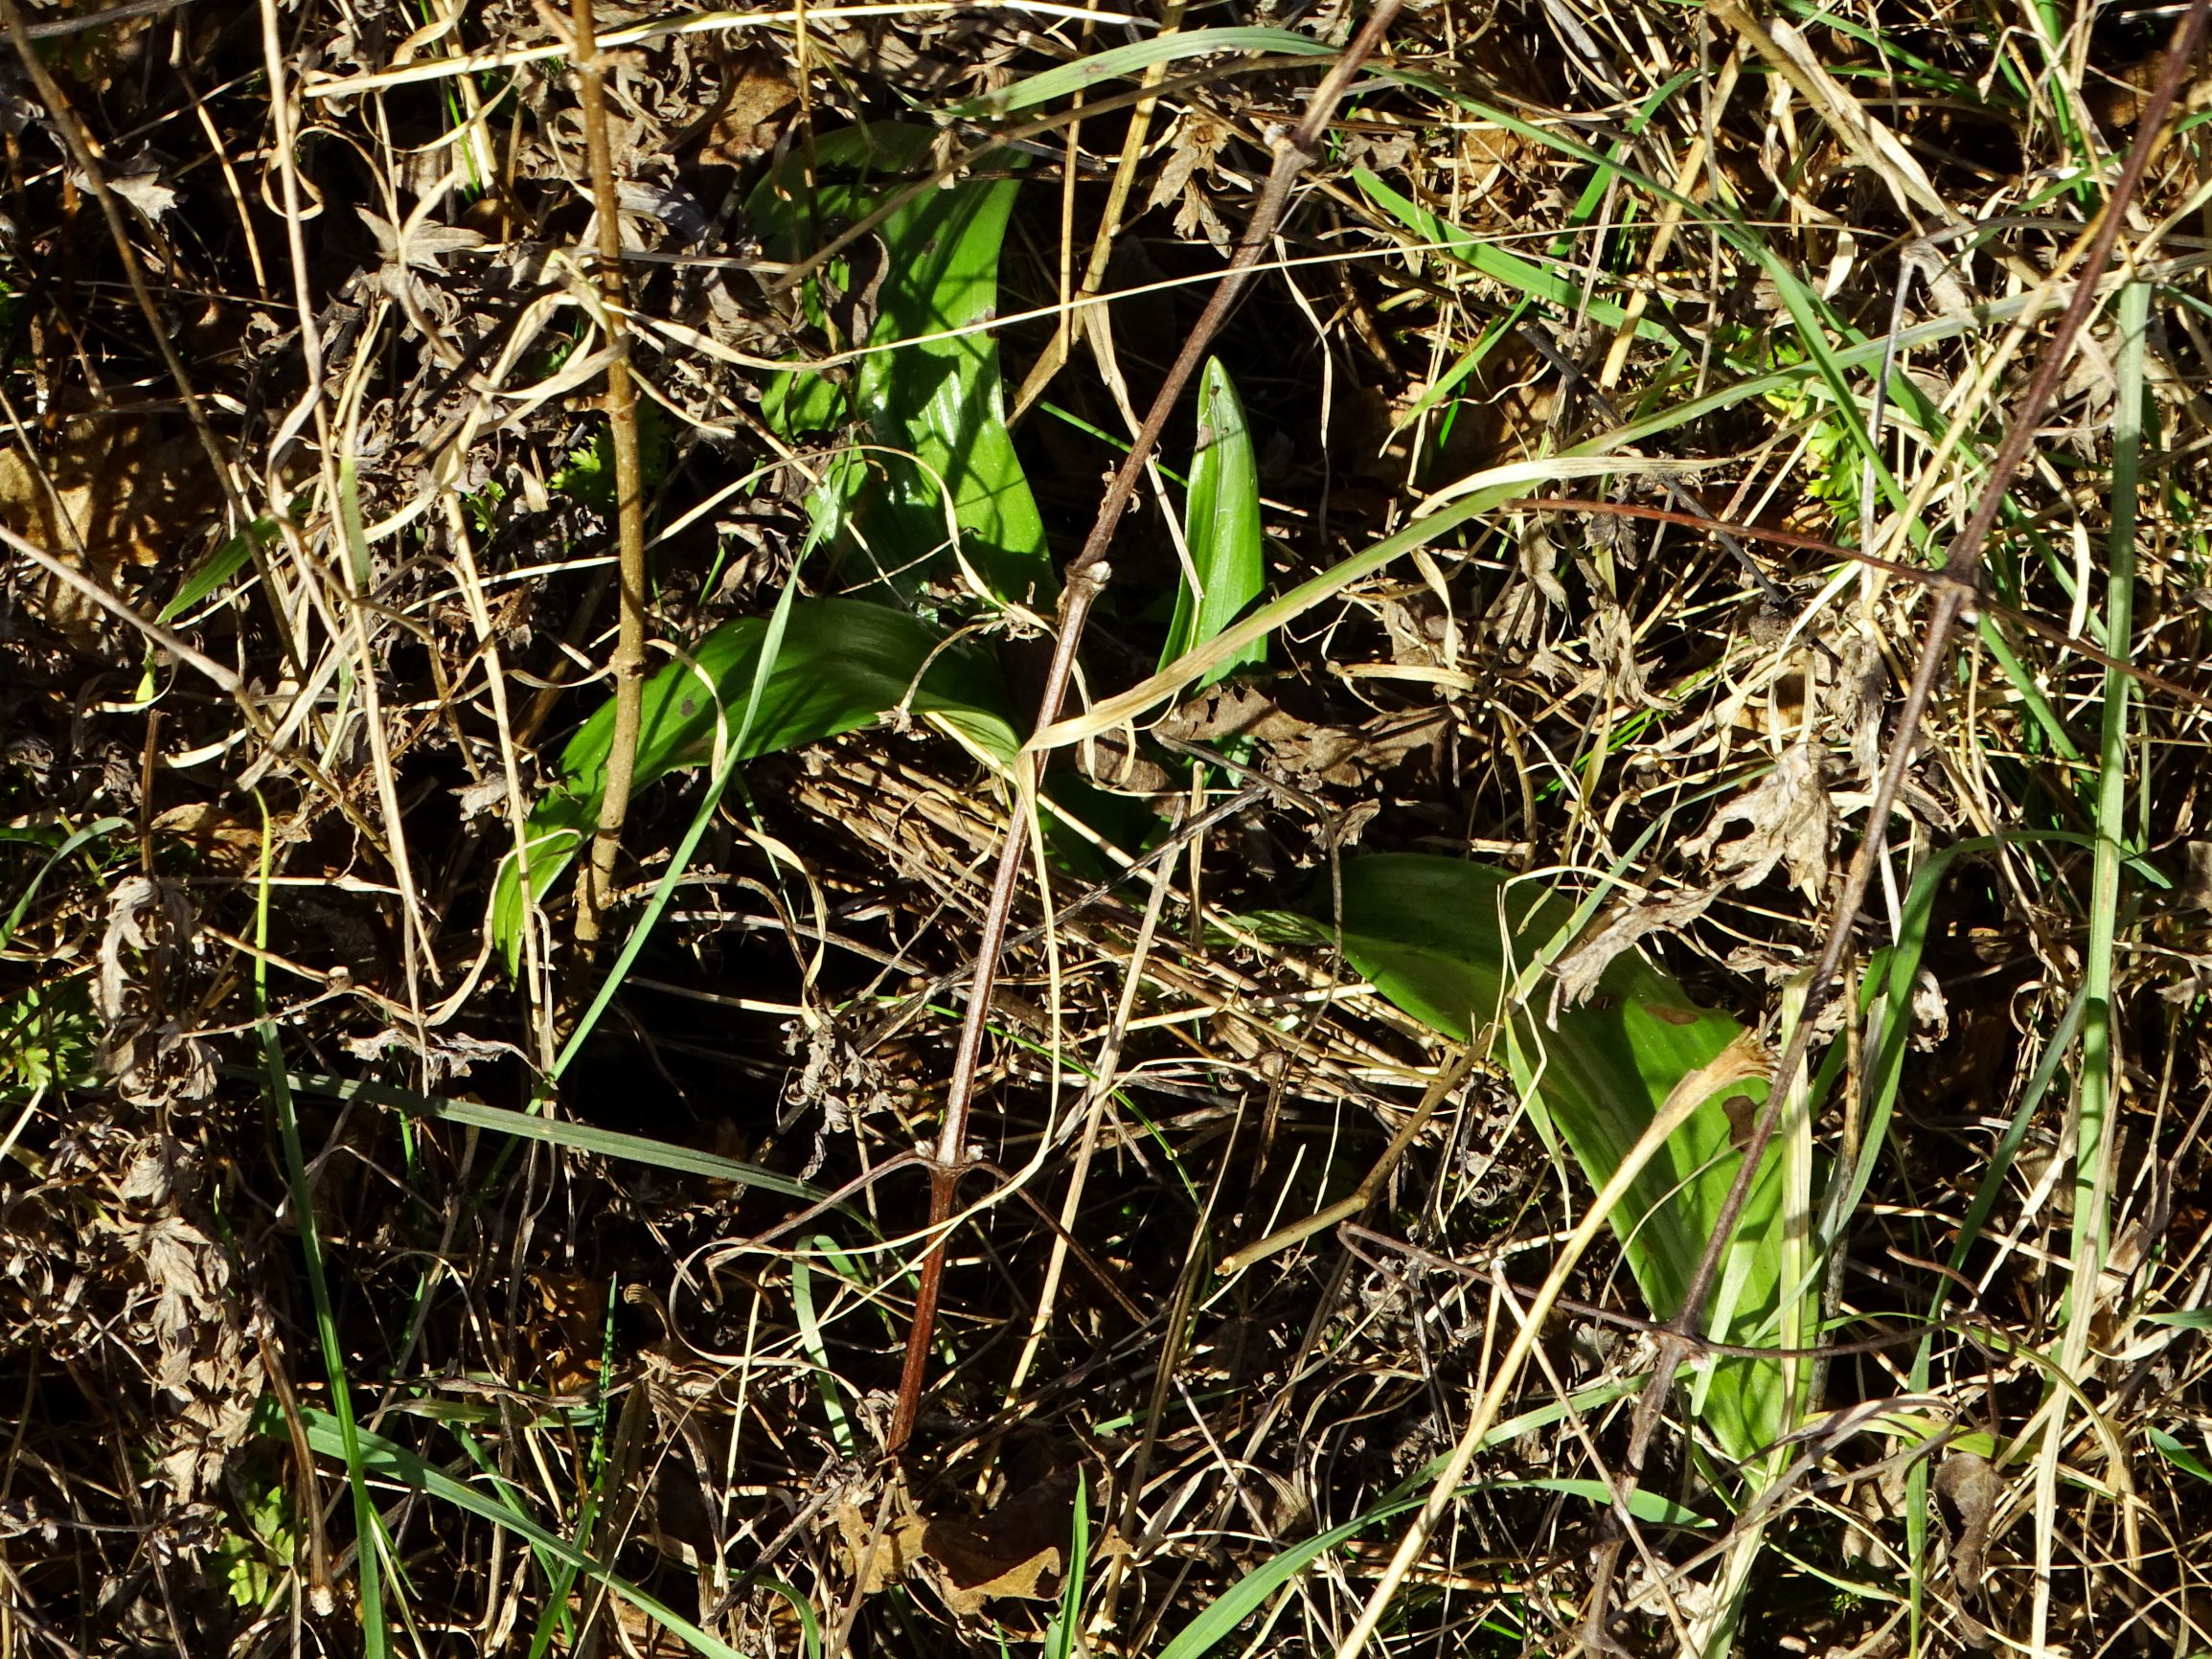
[702,50,800,163]
[355,206,485,271]
[918,1466,1077,1616]
[1266,709,1446,789]
[1935,1451,2002,1595]
[0,417,216,648]
[1550,888,1716,1010]
[834,1496,930,1596]
[1149,110,1232,254]
[921,1517,1062,1616]
[1586,599,1645,705]
[1155,689,1444,789]
[835,1467,1074,1617]
[151,803,261,871]
[1685,740,1833,899]
[97,876,213,1105]
[2179,841,2212,911]
[1154,685,1311,749]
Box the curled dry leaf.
[1935,1450,2002,1598]
[97,876,213,1106]
[95,165,177,223]
[1148,108,1234,253]
[1550,888,1716,1011]
[1685,739,1834,900]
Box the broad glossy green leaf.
[494,598,1017,971]
[1258,854,1790,1463]
[752,125,1052,604]
[1160,357,1265,686]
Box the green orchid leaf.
[1259,854,1793,1463]
[752,125,1052,604]
[1161,357,1266,686]
[493,598,1017,973]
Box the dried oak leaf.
[837,1468,1075,1618]
[1685,740,1833,900]
[918,1467,1076,1617]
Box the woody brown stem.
[567,0,650,950]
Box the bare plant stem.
[886,0,1407,1455]
[567,0,650,949]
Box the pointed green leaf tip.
[1161,357,1266,687]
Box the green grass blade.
[1043,1469,1087,1659]
[157,516,276,624]
[1161,358,1266,685]
[791,1242,857,1457]
[1355,170,1676,349]
[254,806,388,1654]
[945,28,1334,119]
[2149,1429,2212,1484]
[1,815,127,950]
[270,1071,830,1202]
[298,1409,749,1659]
[1155,1476,1701,1659]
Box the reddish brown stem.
[885,0,1406,1454]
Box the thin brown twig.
[561,0,652,951]
[885,0,1407,1454]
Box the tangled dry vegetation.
[5,0,2212,1653]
